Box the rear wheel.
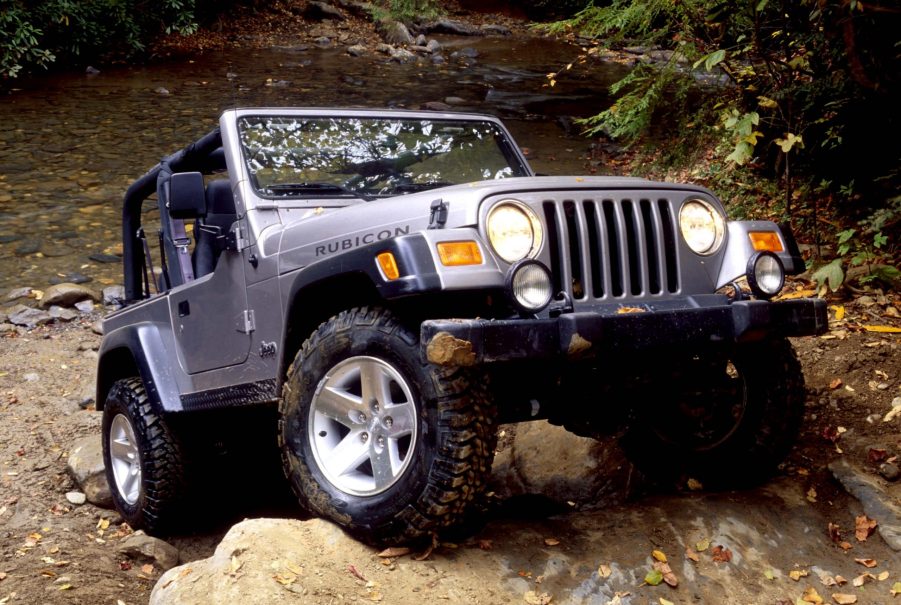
[620,338,805,488]
[102,378,186,533]
[279,306,495,544]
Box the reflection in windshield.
[238,116,526,198]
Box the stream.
[0,35,629,294]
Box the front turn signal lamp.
[376,252,400,280]
[748,231,784,252]
[437,241,483,266]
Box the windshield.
[237,115,528,199]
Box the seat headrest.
[205,180,237,215]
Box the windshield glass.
[237,115,528,198]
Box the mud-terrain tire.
[620,338,805,488]
[279,306,495,545]
[102,378,187,534]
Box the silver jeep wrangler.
[96,108,826,543]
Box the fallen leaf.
[347,564,367,582]
[807,487,817,503]
[891,581,901,596]
[524,590,553,605]
[862,325,901,333]
[377,547,411,558]
[835,576,847,585]
[884,407,901,422]
[616,306,645,314]
[830,305,846,321]
[118,600,126,605]
[853,573,876,587]
[659,599,674,605]
[711,545,732,563]
[791,570,810,581]
[141,564,154,575]
[877,571,889,581]
[644,569,664,586]
[97,518,110,530]
[855,558,877,568]
[478,539,493,551]
[831,594,857,604]
[229,555,243,574]
[802,586,824,604]
[544,538,560,547]
[829,378,843,389]
[855,515,878,542]
[413,534,438,561]
[696,538,710,552]
[58,584,73,591]
[868,448,889,464]
[685,547,699,562]
[0,573,6,581]
[652,550,667,563]
[765,569,775,580]
[273,572,296,586]
[686,478,703,490]
[653,561,678,587]
[598,564,612,578]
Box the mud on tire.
[102,378,187,534]
[620,338,806,488]
[279,306,496,545]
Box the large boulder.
[489,420,634,507]
[39,282,100,309]
[304,1,346,20]
[377,18,414,46]
[66,435,114,508]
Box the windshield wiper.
[389,181,455,194]
[265,183,374,201]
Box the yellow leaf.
[801,586,823,604]
[598,564,612,578]
[544,538,560,547]
[696,538,710,552]
[97,518,110,530]
[891,581,901,595]
[765,569,775,580]
[686,478,703,490]
[790,569,809,581]
[877,571,889,581]
[58,584,73,591]
[862,325,901,333]
[832,594,857,604]
[830,305,845,321]
[377,547,411,558]
[660,599,674,605]
[652,550,667,563]
[855,558,878,568]
[807,487,817,503]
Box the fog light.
[506,260,553,314]
[747,251,784,299]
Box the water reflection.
[0,35,628,293]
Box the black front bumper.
[421,298,827,365]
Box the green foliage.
[382,0,441,22]
[0,0,202,78]
[812,258,844,293]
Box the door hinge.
[237,309,255,334]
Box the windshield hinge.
[226,226,249,251]
[428,198,448,229]
[237,309,255,334]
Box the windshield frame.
[232,109,533,202]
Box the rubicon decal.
[315,225,411,257]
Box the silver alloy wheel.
[109,413,142,505]
[309,355,418,496]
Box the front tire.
[620,338,805,488]
[102,378,186,533]
[279,307,495,544]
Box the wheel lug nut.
[377,436,385,447]
[361,432,369,443]
[371,401,380,412]
[357,412,366,423]
[385,417,393,428]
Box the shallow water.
[0,35,628,293]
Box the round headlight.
[679,199,725,255]
[506,260,553,314]
[487,201,542,263]
[747,251,784,299]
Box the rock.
[49,273,92,285]
[389,47,417,63]
[39,283,100,309]
[86,66,101,75]
[426,19,481,36]
[74,299,95,313]
[6,287,33,300]
[304,1,346,20]
[117,531,180,571]
[88,253,121,263]
[377,18,414,46]
[415,34,427,46]
[314,36,332,47]
[426,39,441,53]
[445,96,466,105]
[451,47,479,59]
[102,285,125,305]
[481,23,512,35]
[14,240,40,256]
[91,319,104,335]
[409,45,431,54]
[0,323,17,334]
[8,305,53,328]
[431,54,446,65]
[879,462,900,481]
[23,372,40,382]
[423,101,453,111]
[155,87,170,95]
[830,459,901,550]
[65,491,86,505]
[489,421,632,507]
[66,435,114,508]
[151,519,376,604]
[48,305,77,322]
[78,396,95,410]
[346,44,366,56]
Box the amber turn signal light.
[437,241,483,266]
[748,231,784,252]
[376,252,400,280]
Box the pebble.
[49,273,92,285]
[347,44,366,57]
[102,285,125,305]
[14,240,40,256]
[86,65,101,75]
[75,299,95,313]
[155,87,170,95]
[8,306,53,328]
[879,462,900,481]
[48,305,78,321]
[6,287,33,300]
[893,397,901,408]
[91,319,104,335]
[89,253,120,264]
[78,396,95,410]
[66,491,87,505]
[23,372,40,382]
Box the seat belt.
[170,219,195,283]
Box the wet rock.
[409,45,431,54]
[426,39,441,53]
[415,34,427,46]
[14,240,40,256]
[65,491,86,505]
[879,462,900,481]
[8,304,53,328]
[74,299,95,313]
[490,421,632,507]
[389,47,417,63]
[346,44,366,56]
[39,283,100,309]
[155,87,170,95]
[0,234,21,243]
[117,531,180,571]
[452,47,480,59]
[426,19,482,36]
[89,253,121,263]
[151,519,374,604]
[48,305,77,322]
[67,436,113,508]
[830,459,901,550]
[102,285,126,306]
[304,1,346,20]
[86,66,101,75]
[40,244,72,257]
[6,287,33,300]
[314,36,332,47]
[445,96,466,105]
[423,101,453,112]
[377,18,414,46]
[49,273,92,285]
[431,54,446,65]
[481,23,512,36]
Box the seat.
[193,179,237,277]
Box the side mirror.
[169,172,206,219]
